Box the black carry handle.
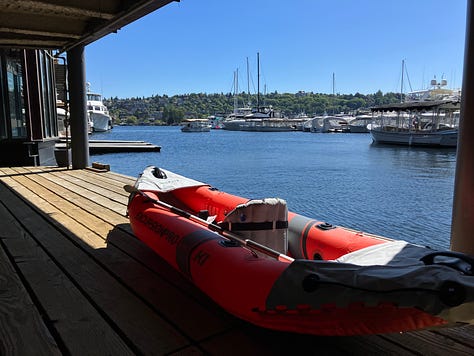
[421,251,474,275]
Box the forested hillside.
[104,90,401,125]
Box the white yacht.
[86,83,113,132]
[405,78,461,102]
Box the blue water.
[91,126,457,250]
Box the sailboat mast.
[332,72,335,96]
[236,67,239,98]
[257,52,260,111]
[233,70,238,114]
[247,57,250,101]
[332,72,335,114]
[400,59,405,103]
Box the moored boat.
[86,83,113,132]
[348,114,372,133]
[370,100,460,147]
[126,166,474,336]
[180,118,211,132]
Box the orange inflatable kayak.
[126,166,474,336]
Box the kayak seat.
[220,198,288,256]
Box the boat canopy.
[371,100,461,112]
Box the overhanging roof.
[0,0,177,53]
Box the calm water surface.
[91,126,457,250]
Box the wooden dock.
[0,166,473,355]
[56,139,161,154]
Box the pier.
[1,166,473,355]
[56,139,161,154]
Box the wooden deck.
[56,139,161,153]
[0,166,473,355]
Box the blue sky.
[85,0,467,98]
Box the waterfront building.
[0,0,175,169]
[0,49,58,166]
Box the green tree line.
[104,90,401,125]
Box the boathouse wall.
[0,49,58,167]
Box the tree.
[106,91,400,125]
[125,115,138,125]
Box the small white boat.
[321,115,351,133]
[181,119,211,132]
[348,114,372,133]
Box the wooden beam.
[0,0,115,20]
[0,39,65,47]
[0,27,81,39]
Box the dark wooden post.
[451,0,474,255]
[67,45,89,169]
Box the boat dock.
[0,166,473,355]
[56,139,161,154]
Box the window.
[37,51,57,138]
[6,50,26,138]
[0,56,7,139]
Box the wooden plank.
[0,227,60,355]
[11,168,230,298]
[65,169,133,196]
[41,166,131,193]
[380,328,474,355]
[0,195,134,355]
[2,167,473,355]
[435,325,474,349]
[199,324,418,355]
[23,171,131,229]
[0,169,234,342]
[26,171,235,339]
[107,171,141,185]
[41,168,129,206]
[50,170,130,206]
[16,168,127,216]
[55,140,161,153]
[0,175,191,354]
[7,166,130,207]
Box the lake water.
[91,126,457,250]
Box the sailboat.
[222,54,300,132]
[221,68,253,131]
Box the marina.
[90,126,458,251]
[1,166,473,354]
